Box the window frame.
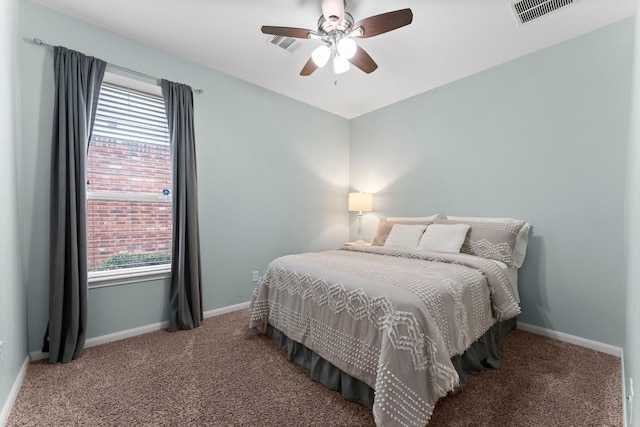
[87,72,172,288]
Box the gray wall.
[18,1,350,352]
[626,1,640,424]
[350,20,633,347]
[0,0,29,420]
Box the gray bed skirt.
[266,317,517,409]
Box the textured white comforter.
[249,246,520,426]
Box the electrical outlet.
[252,271,259,282]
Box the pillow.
[435,218,526,267]
[513,224,531,268]
[446,216,530,268]
[371,215,439,246]
[384,224,428,249]
[417,224,470,253]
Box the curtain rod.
[31,38,204,94]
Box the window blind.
[93,83,169,145]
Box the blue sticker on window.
[163,189,170,196]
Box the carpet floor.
[7,309,622,426]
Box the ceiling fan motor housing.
[318,12,353,36]
[321,0,346,23]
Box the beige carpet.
[7,309,622,426]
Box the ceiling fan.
[261,0,413,76]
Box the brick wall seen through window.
[87,82,172,273]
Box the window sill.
[88,265,171,288]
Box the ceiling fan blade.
[261,26,312,39]
[354,8,413,38]
[349,46,378,74]
[300,58,319,76]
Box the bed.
[249,215,529,427]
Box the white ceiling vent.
[266,35,301,53]
[512,0,575,25]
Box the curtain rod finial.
[31,38,52,48]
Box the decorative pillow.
[371,215,438,246]
[435,218,526,266]
[417,224,470,253]
[446,216,530,268]
[384,224,428,248]
[513,223,531,268]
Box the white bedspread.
[250,246,520,426]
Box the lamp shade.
[348,192,373,212]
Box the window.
[87,74,172,286]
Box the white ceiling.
[29,0,635,119]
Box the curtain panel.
[161,79,203,331]
[47,46,106,363]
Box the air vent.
[266,35,301,53]
[512,0,575,25]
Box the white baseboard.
[29,301,252,362]
[86,320,171,349]
[621,352,627,427]
[0,356,29,427]
[517,322,623,357]
[28,350,46,361]
[203,301,250,319]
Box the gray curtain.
[161,79,203,331]
[47,46,106,363]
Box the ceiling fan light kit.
[333,55,350,74]
[261,0,413,77]
[337,37,357,59]
[312,45,331,67]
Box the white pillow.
[372,216,439,246]
[418,224,470,253]
[384,224,427,248]
[446,216,530,267]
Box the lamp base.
[354,211,367,245]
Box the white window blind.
[87,82,172,278]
